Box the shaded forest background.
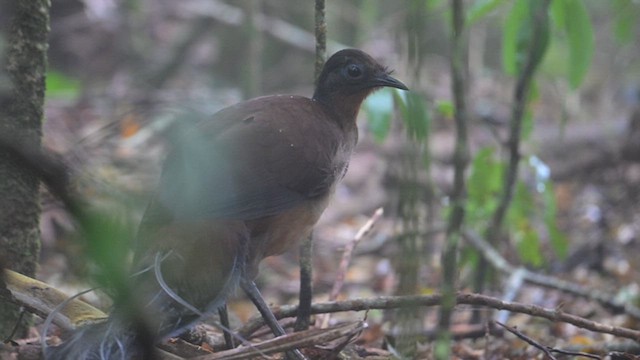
[1,0,640,359]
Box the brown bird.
[48,48,407,359]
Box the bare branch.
[179,0,345,54]
[317,208,383,328]
[235,293,640,343]
[0,269,106,331]
[464,229,640,320]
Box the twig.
[495,268,526,324]
[329,207,384,302]
[233,293,640,344]
[314,0,326,83]
[495,321,601,359]
[243,0,263,98]
[496,321,558,359]
[564,341,640,356]
[179,0,345,54]
[439,0,469,354]
[317,208,383,328]
[464,229,640,320]
[195,321,365,360]
[394,143,423,357]
[294,0,327,334]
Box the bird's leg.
[240,278,287,336]
[218,304,235,349]
[240,278,307,360]
[294,232,313,331]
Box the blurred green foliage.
[46,71,80,100]
[466,147,503,228]
[395,91,431,142]
[364,88,431,144]
[364,88,394,143]
[467,0,506,25]
[611,0,639,44]
[542,179,569,258]
[435,100,454,120]
[77,206,135,294]
[465,148,568,267]
[503,0,551,78]
[550,0,594,89]
[509,181,543,266]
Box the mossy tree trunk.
[0,0,50,338]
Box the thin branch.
[464,229,640,320]
[243,0,263,98]
[496,321,558,360]
[179,0,345,54]
[329,207,383,302]
[495,321,601,360]
[233,293,640,344]
[395,142,423,357]
[317,208,383,328]
[439,0,469,351]
[314,0,326,83]
[294,0,327,334]
[195,322,365,360]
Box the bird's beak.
[372,72,408,91]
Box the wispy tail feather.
[44,318,146,360]
[45,248,246,359]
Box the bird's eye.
[345,64,363,79]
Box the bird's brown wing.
[147,96,343,224]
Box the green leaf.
[516,226,543,267]
[436,100,454,119]
[459,245,480,269]
[563,0,594,89]
[394,90,430,141]
[521,108,534,142]
[508,181,533,223]
[364,88,394,142]
[466,147,504,226]
[612,0,636,44]
[468,0,506,24]
[523,79,540,139]
[502,0,528,75]
[550,0,566,30]
[550,0,594,88]
[503,0,550,76]
[509,181,544,266]
[526,1,551,75]
[46,71,81,99]
[468,148,502,204]
[543,180,569,258]
[78,206,135,291]
[427,0,446,10]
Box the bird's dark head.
[313,49,408,120]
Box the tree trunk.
[0,0,49,338]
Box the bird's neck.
[313,92,369,129]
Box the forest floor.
[5,90,634,359]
